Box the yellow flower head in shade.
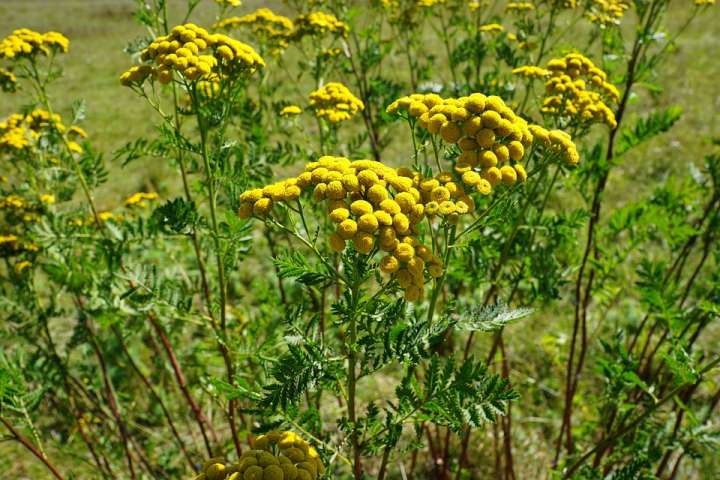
[120,23,264,87]
[194,431,325,480]
[694,0,715,4]
[479,23,504,34]
[280,105,302,117]
[39,194,55,205]
[507,2,535,11]
[215,8,294,55]
[417,0,447,6]
[124,191,159,208]
[0,67,17,93]
[291,11,349,40]
[0,29,69,60]
[309,82,364,123]
[514,52,619,128]
[587,0,631,26]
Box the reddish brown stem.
[0,416,66,480]
[148,313,217,456]
[87,328,137,479]
[113,327,197,472]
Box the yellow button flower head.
[292,11,349,40]
[238,155,462,301]
[507,2,535,11]
[587,0,631,25]
[479,23,504,34]
[514,52,619,128]
[121,23,264,87]
[309,82,364,123]
[215,8,294,55]
[124,191,159,208]
[392,92,536,194]
[0,110,77,154]
[0,29,69,60]
[280,105,303,117]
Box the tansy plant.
[1,0,719,479]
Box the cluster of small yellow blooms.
[694,0,714,4]
[507,2,535,11]
[514,53,619,128]
[528,124,580,164]
[0,29,69,60]
[512,65,550,79]
[120,24,264,86]
[124,191,159,208]
[479,23,504,33]
[469,1,481,10]
[0,233,39,257]
[193,431,324,480]
[308,83,364,123]
[0,67,17,93]
[280,105,303,117]
[291,12,349,40]
[215,9,294,54]
[587,0,631,26]
[239,156,456,301]
[0,195,26,210]
[0,109,73,153]
[388,93,536,193]
[0,193,55,224]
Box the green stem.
[426,225,456,327]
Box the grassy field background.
[1,0,719,477]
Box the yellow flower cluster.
[193,431,324,480]
[215,9,294,54]
[120,24,264,86]
[543,53,619,127]
[291,12,349,39]
[280,105,303,117]
[479,23,504,33]
[309,82,364,123]
[387,93,537,193]
[694,0,715,5]
[587,0,631,26]
[0,233,38,257]
[0,29,69,60]
[0,193,55,223]
[528,124,580,165]
[507,2,535,10]
[515,53,619,128]
[124,191,159,208]
[512,65,550,79]
[239,156,456,301]
[214,0,242,6]
[0,67,17,93]
[0,109,68,153]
